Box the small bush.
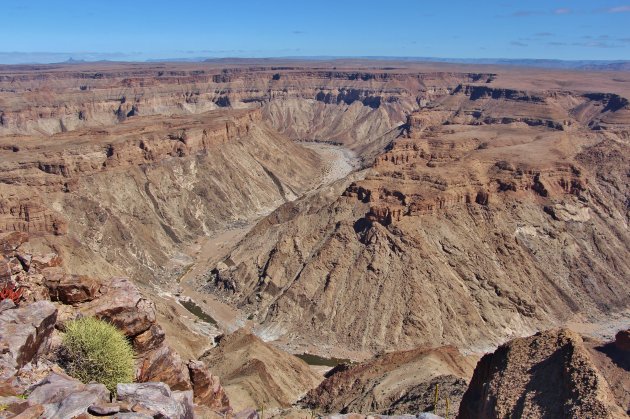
[60,317,135,393]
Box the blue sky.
[1,0,629,63]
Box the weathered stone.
[0,395,29,416]
[458,329,625,419]
[0,301,57,379]
[43,269,100,304]
[15,252,32,272]
[172,390,194,419]
[117,382,193,419]
[41,384,109,419]
[29,253,62,271]
[79,277,155,337]
[132,324,165,353]
[28,372,109,418]
[136,344,192,391]
[187,360,231,409]
[8,257,23,276]
[0,298,15,313]
[27,372,85,405]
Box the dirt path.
[173,143,359,335]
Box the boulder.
[0,301,57,379]
[187,360,231,410]
[29,253,62,271]
[28,372,109,418]
[136,345,192,391]
[79,277,155,337]
[41,384,109,418]
[117,382,194,419]
[27,372,85,405]
[43,269,100,304]
[132,324,166,353]
[10,404,45,419]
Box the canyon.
[0,60,628,418]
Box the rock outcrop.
[457,329,628,419]
[0,300,56,381]
[200,328,321,410]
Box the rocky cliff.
[457,329,628,418]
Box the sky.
[1,0,629,64]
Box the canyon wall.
[206,80,630,354]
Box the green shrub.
[60,317,135,393]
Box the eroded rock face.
[0,301,57,379]
[188,360,231,411]
[135,344,191,391]
[457,329,627,419]
[207,79,630,354]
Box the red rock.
[187,360,231,410]
[78,277,155,337]
[43,269,100,304]
[0,232,28,255]
[132,324,166,353]
[136,345,192,391]
[10,404,45,419]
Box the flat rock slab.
[117,382,194,419]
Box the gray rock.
[28,372,88,404]
[42,385,109,419]
[113,414,154,419]
[172,390,194,419]
[0,300,57,379]
[0,298,15,312]
[28,372,109,418]
[117,382,193,419]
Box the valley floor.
[155,143,361,360]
